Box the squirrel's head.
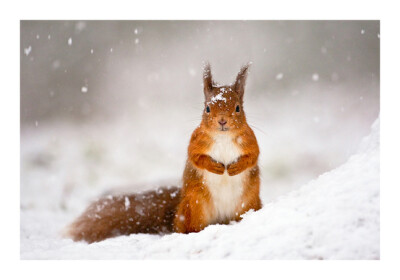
[202,63,250,132]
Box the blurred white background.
[20,21,379,214]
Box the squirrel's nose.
[218,119,227,126]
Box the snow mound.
[21,119,379,259]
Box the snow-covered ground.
[20,116,379,259]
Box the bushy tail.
[64,186,181,243]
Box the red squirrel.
[65,63,261,243]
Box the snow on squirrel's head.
[202,62,250,132]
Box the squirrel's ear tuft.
[233,63,251,101]
[203,62,214,99]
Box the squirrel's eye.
[236,105,240,112]
[206,106,210,113]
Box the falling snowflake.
[24,46,32,56]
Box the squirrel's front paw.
[209,162,225,175]
[227,162,244,176]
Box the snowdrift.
[21,119,379,259]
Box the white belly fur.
[204,133,245,222]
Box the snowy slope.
[20,118,379,259]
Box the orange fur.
[174,63,261,233]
